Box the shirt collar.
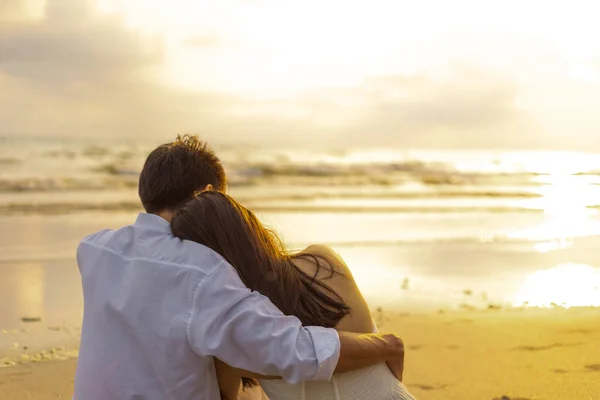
[134,212,172,234]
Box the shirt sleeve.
[187,261,341,384]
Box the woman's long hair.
[170,191,351,329]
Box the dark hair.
[138,135,227,214]
[171,191,350,327]
[171,192,351,389]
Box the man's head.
[138,135,227,217]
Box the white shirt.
[74,213,340,400]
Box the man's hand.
[335,332,404,376]
[235,332,406,381]
[381,333,404,381]
[386,355,404,381]
[381,333,405,359]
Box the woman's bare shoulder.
[299,244,353,277]
[303,244,338,256]
[301,245,373,332]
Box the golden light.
[533,238,573,253]
[514,263,600,308]
[157,1,425,96]
[570,62,600,85]
[2,0,46,22]
[17,264,45,319]
[88,0,600,97]
[332,248,401,292]
[502,151,600,242]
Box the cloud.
[0,0,44,22]
[0,0,599,151]
[0,1,326,143]
[335,69,532,148]
[0,0,223,138]
[214,68,536,149]
[0,1,163,86]
[183,35,222,48]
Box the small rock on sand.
[21,317,42,323]
[0,357,16,368]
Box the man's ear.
[193,184,213,196]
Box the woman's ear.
[204,184,213,191]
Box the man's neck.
[155,209,174,223]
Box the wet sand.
[0,359,76,399]
[2,307,599,399]
[2,214,600,398]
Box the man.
[74,135,405,399]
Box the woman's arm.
[215,358,243,400]
[215,360,279,400]
[301,244,405,381]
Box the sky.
[1,0,600,149]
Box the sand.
[2,215,600,399]
[0,359,75,399]
[1,307,599,400]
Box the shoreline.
[2,212,600,398]
[2,306,599,399]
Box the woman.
[171,190,416,400]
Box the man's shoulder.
[77,224,227,275]
[80,228,115,245]
[164,236,228,273]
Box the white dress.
[259,325,417,400]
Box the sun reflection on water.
[512,159,600,308]
[514,263,600,308]
[511,171,600,241]
[532,238,573,253]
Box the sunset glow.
[514,263,600,308]
[94,0,600,97]
[3,2,600,398]
[2,0,600,145]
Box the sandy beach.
[2,212,600,398]
[2,306,599,399]
[3,149,600,399]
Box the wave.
[239,205,545,213]
[5,140,600,207]
[233,191,542,201]
[229,164,549,187]
[0,177,137,192]
[0,200,550,216]
[284,236,576,249]
[232,163,543,178]
[0,181,544,204]
[1,141,582,193]
[90,164,139,176]
[85,159,565,186]
[0,202,143,215]
[0,171,548,194]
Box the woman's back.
[290,245,373,333]
[259,245,416,400]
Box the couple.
[73,135,416,400]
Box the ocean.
[1,135,600,335]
